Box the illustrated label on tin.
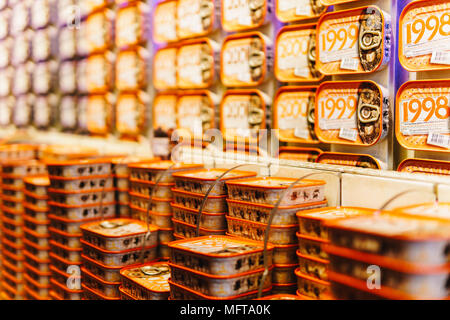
[276,0,327,23]
[154,0,178,44]
[153,94,177,138]
[177,93,214,137]
[396,80,450,151]
[87,95,110,134]
[86,53,112,93]
[400,0,450,71]
[221,91,266,141]
[316,81,386,146]
[86,9,112,53]
[317,6,390,74]
[177,42,213,89]
[221,34,267,87]
[154,47,177,90]
[116,50,147,91]
[274,88,317,143]
[276,25,322,82]
[177,0,213,39]
[222,0,267,32]
[117,93,145,136]
[116,3,148,48]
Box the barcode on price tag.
[427,133,450,149]
[294,67,309,78]
[430,51,450,65]
[340,57,359,71]
[294,128,310,140]
[339,127,358,141]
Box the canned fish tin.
[32,27,57,62]
[172,168,257,196]
[13,64,33,96]
[58,26,77,61]
[86,52,114,93]
[80,239,158,267]
[326,244,450,300]
[12,30,32,66]
[177,38,219,89]
[221,0,273,32]
[227,198,327,225]
[31,0,56,30]
[169,262,272,297]
[116,92,149,137]
[274,86,319,144]
[399,0,450,72]
[276,0,327,24]
[295,268,332,299]
[221,32,273,87]
[220,89,270,143]
[278,147,322,163]
[48,175,114,192]
[396,80,450,152]
[128,161,203,183]
[10,0,30,36]
[272,263,298,284]
[49,227,82,248]
[81,253,123,282]
[120,261,170,300]
[297,250,329,280]
[76,59,88,94]
[76,20,89,58]
[172,188,228,213]
[168,235,274,275]
[317,6,392,75]
[48,188,115,206]
[171,202,227,230]
[0,67,13,97]
[59,61,77,94]
[153,0,178,44]
[316,81,389,146]
[115,48,150,91]
[394,202,450,222]
[325,213,450,266]
[177,0,219,39]
[81,267,121,298]
[80,218,158,252]
[115,1,150,49]
[226,215,298,245]
[13,94,33,128]
[172,218,226,238]
[86,94,113,135]
[397,159,450,176]
[0,38,11,69]
[316,152,382,169]
[226,177,326,206]
[33,61,57,95]
[176,90,218,139]
[153,46,178,91]
[152,93,177,140]
[0,9,10,40]
[86,9,114,53]
[275,24,323,83]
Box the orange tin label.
[86,53,113,93]
[221,32,272,87]
[275,24,323,83]
[115,2,149,49]
[153,0,178,44]
[396,80,450,152]
[86,9,113,53]
[116,92,149,136]
[316,152,381,169]
[220,90,268,143]
[116,49,149,91]
[177,39,217,89]
[153,94,177,137]
[276,0,327,24]
[399,0,450,71]
[273,86,319,144]
[176,91,217,139]
[87,94,112,135]
[397,158,450,176]
[317,6,391,75]
[177,0,217,39]
[315,81,388,146]
[221,0,270,32]
[153,46,177,91]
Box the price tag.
[340,57,359,71]
[427,132,450,148]
[339,128,358,141]
[400,1,450,71]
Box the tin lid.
[172,168,256,182]
[80,218,158,238]
[170,202,227,215]
[23,226,50,239]
[225,176,326,189]
[296,206,376,222]
[397,158,450,176]
[278,146,323,161]
[324,213,450,241]
[23,175,50,186]
[128,160,203,171]
[120,261,170,293]
[168,235,274,257]
[394,202,450,222]
[118,286,137,300]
